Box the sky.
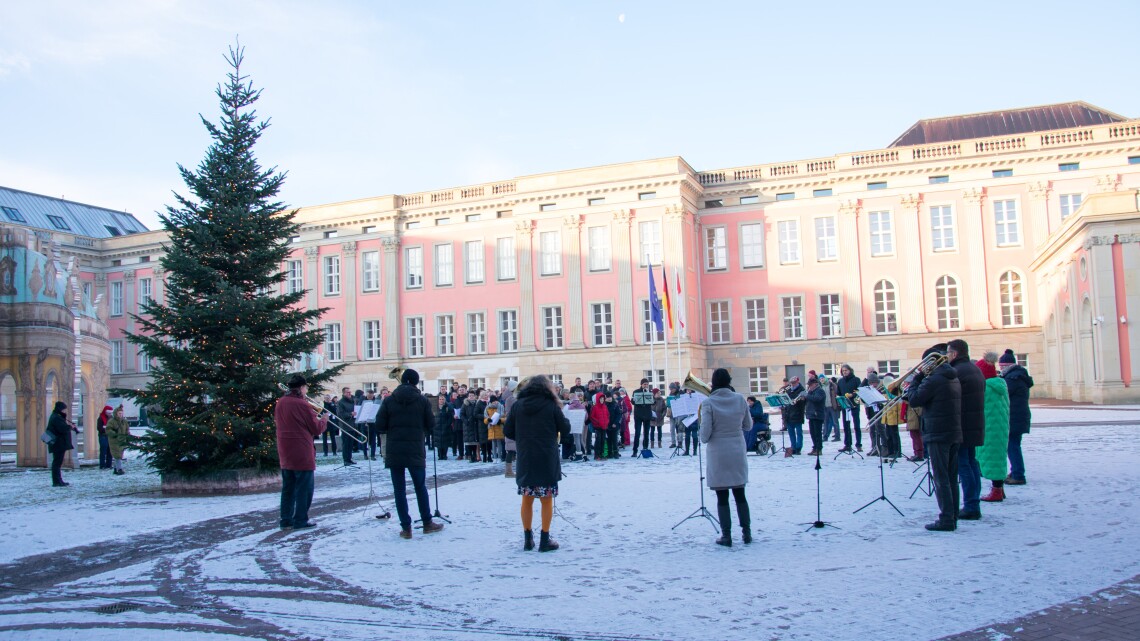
[1,0,1137,231]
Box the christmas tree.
[116,45,342,476]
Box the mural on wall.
[0,255,15,295]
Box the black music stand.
[672,439,719,533]
[801,454,839,532]
[414,445,450,524]
[910,458,934,498]
[853,445,905,518]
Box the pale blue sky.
[1,0,1136,230]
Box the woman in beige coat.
[106,406,131,475]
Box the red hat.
[102,405,113,414]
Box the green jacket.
[978,377,1010,481]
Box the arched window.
[873,279,898,334]
[935,275,960,330]
[999,270,1026,327]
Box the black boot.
[539,531,559,552]
[737,500,752,544]
[523,529,534,551]
[716,504,732,547]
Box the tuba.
[389,366,405,382]
[682,370,712,396]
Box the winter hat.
[401,368,420,386]
[53,401,67,413]
[102,404,114,414]
[922,343,948,359]
[286,374,307,390]
[711,368,732,390]
[506,379,519,392]
[999,349,1016,365]
[808,370,817,378]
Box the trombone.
[283,386,368,444]
[868,352,948,425]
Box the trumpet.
[868,352,948,425]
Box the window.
[815,217,838,261]
[363,320,382,359]
[778,220,800,264]
[877,360,901,376]
[469,378,487,390]
[323,230,338,239]
[138,352,151,373]
[822,364,839,378]
[639,192,657,200]
[739,196,762,206]
[1,206,25,223]
[744,298,767,342]
[1059,193,1083,220]
[496,237,515,280]
[781,296,804,340]
[819,293,842,337]
[591,372,614,385]
[813,188,833,198]
[323,255,341,295]
[497,210,512,218]
[139,256,150,263]
[290,235,300,244]
[539,231,560,275]
[405,247,424,288]
[930,205,956,251]
[46,215,71,231]
[1015,353,1028,368]
[929,175,949,184]
[591,303,614,347]
[111,341,123,374]
[993,199,1020,246]
[431,244,452,286]
[992,169,1013,178]
[776,192,795,201]
[464,241,484,283]
[642,300,664,343]
[465,214,480,223]
[639,220,662,266]
[740,223,764,268]
[1058,162,1079,172]
[286,260,303,293]
[705,227,727,270]
[104,226,121,237]
[364,382,379,394]
[362,250,380,290]
[708,301,730,344]
[437,379,453,395]
[588,226,610,271]
[437,315,455,356]
[324,323,343,362]
[542,306,564,349]
[868,181,887,190]
[748,367,769,394]
[362,225,376,234]
[588,197,605,206]
[935,275,961,330]
[999,271,1026,327]
[137,278,152,306]
[869,210,894,256]
[499,310,519,352]
[1129,156,1140,165]
[539,203,557,212]
[110,282,123,316]
[704,199,724,208]
[435,218,451,226]
[405,221,421,230]
[406,317,425,357]
[467,312,487,354]
[873,280,899,334]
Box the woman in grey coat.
[699,368,752,547]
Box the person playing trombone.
[275,375,328,530]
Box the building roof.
[0,186,149,238]
[888,101,1128,148]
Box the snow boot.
[981,486,1005,502]
[716,504,733,547]
[539,531,559,552]
[737,501,752,544]
[504,461,515,478]
[523,529,534,551]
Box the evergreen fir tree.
[116,45,343,476]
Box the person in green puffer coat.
[976,351,1010,502]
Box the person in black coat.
[46,401,78,487]
[745,396,770,452]
[999,350,1033,484]
[783,378,806,455]
[835,365,864,452]
[804,375,828,456]
[376,369,444,538]
[504,375,571,552]
[334,387,358,466]
[948,339,986,520]
[434,395,452,460]
[907,345,962,531]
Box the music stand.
[801,454,839,532]
[853,445,905,518]
[909,458,935,498]
[414,445,451,524]
[671,438,719,533]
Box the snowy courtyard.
[1,405,1138,641]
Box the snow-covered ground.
[0,407,1138,640]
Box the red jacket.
[588,393,609,430]
[275,392,328,471]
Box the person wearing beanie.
[976,353,1011,502]
[804,374,828,456]
[783,376,806,456]
[700,368,752,546]
[47,401,78,487]
[835,365,863,453]
[947,339,986,522]
[377,368,445,538]
[97,404,114,469]
[999,349,1033,485]
[275,375,328,529]
[907,344,962,531]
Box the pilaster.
[562,215,585,350]
[664,205,688,340]
[613,209,636,346]
[898,194,924,333]
[514,221,536,353]
[962,188,994,330]
[303,247,320,316]
[341,241,359,361]
[1027,181,1052,246]
[837,199,865,337]
[381,236,400,359]
[123,269,136,372]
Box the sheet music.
[855,386,888,405]
[356,402,380,423]
[562,408,588,435]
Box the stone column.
[304,247,320,314]
[562,215,585,350]
[153,266,165,306]
[515,221,536,352]
[898,194,925,333]
[1027,181,1052,247]
[664,205,687,343]
[837,200,865,337]
[1121,236,1140,385]
[381,236,401,359]
[341,241,359,361]
[122,270,136,372]
[613,209,635,346]
[961,188,994,330]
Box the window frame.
[777,220,801,265]
[818,292,842,338]
[361,250,380,292]
[322,255,341,296]
[814,216,838,262]
[780,295,805,340]
[496,237,516,281]
[406,316,425,358]
[405,246,424,289]
[704,225,728,271]
[999,270,1027,328]
[286,259,304,294]
[433,243,453,287]
[638,220,663,267]
[590,302,615,347]
[467,312,487,354]
[739,222,765,269]
[929,204,957,252]
[324,322,343,362]
[641,299,665,344]
[541,305,564,350]
[362,320,383,360]
[707,299,731,345]
[436,314,456,356]
[110,281,123,316]
[539,230,561,276]
[868,210,894,257]
[993,198,1021,247]
[743,297,768,343]
[873,279,899,335]
[587,225,611,272]
[464,240,485,284]
[498,309,519,353]
[935,274,962,331]
[1059,193,1083,220]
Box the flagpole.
[647,253,656,392]
[675,266,682,377]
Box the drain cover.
[94,602,140,615]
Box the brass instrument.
[389,366,405,382]
[682,370,712,396]
[868,352,948,425]
[283,386,368,443]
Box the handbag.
[40,430,56,446]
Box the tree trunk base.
[161,469,280,496]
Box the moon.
[618,13,625,23]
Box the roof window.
[47,215,72,231]
[1,206,25,223]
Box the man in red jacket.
[276,374,328,530]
